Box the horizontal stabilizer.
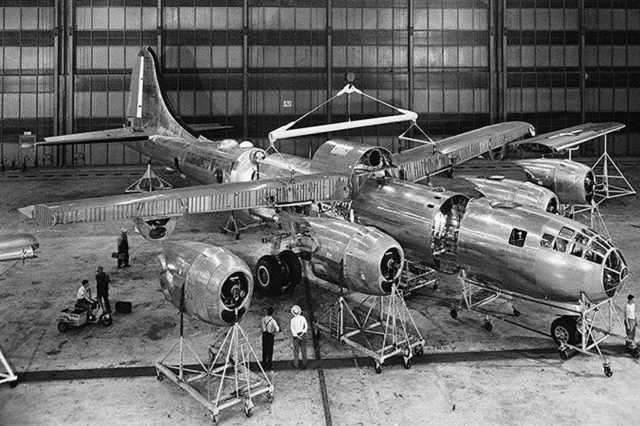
[41,127,149,145]
[512,122,625,152]
[21,173,351,226]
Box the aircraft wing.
[38,127,150,145]
[19,173,351,226]
[511,122,625,152]
[395,121,535,182]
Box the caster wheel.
[374,363,382,374]
[9,378,18,388]
[245,407,252,418]
[450,309,458,319]
[402,357,412,369]
[267,392,274,403]
[513,309,521,317]
[221,229,227,234]
[403,347,411,358]
[235,234,240,240]
[604,367,613,377]
[484,321,493,332]
[156,373,164,381]
[632,348,640,359]
[433,284,439,290]
[210,412,219,424]
[413,345,424,356]
[559,349,570,360]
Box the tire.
[278,250,302,291]
[255,255,285,295]
[374,363,382,374]
[550,316,578,345]
[57,322,68,333]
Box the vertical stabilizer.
[126,47,194,139]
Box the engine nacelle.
[301,217,404,295]
[133,216,179,242]
[515,159,595,205]
[466,176,559,213]
[158,241,253,326]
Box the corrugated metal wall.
[1,0,638,167]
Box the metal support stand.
[155,289,273,423]
[0,347,18,387]
[125,163,173,193]
[220,212,260,240]
[591,135,635,203]
[452,272,636,377]
[564,200,611,241]
[313,284,425,374]
[398,260,438,294]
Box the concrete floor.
[1,158,640,425]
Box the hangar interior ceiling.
[0,0,638,167]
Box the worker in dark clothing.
[261,307,280,370]
[117,228,130,268]
[95,266,111,314]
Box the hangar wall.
[0,0,638,167]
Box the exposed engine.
[158,241,253,326]
[466,176,559,213]
[515,159,596,205]
[134,216,179,242]
[255,216,404,296]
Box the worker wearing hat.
[116,228,130,268]
[290,305,308,369]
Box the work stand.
[125,163,173,193]
[0,347,18,387]
[221,212,261,240]
[155,311,273,423]
[590,136,635,203]
[398,260,438,295]
[313,284,425,373]
[563,201,611,241]
[451,272,638,377]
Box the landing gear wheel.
[483,320,493,332]
[604,365,613,377]
[255,255,284,295]
[450,309,458,319]
[278,250,302,292]
[413,345,424,356]
[57,322,68,333]
[402,356,412,369]
[551,316,578,345]
[374,363,382,374]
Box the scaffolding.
[125,163,173,193]
[451,272,638,377]
[0,347,18,387]
[313,284,425,373]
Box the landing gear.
[255,255,284,295]
[277,249,302,292]
[550,316,579,345]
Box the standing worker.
[117,228,130,268]
[95,266,111,314]
[261,307,280,370]
[625,294,636,350]
[290,305,308,369]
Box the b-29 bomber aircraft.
[20,47,629,352]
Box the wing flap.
[23,173,351,226]
[396,121,535,182]
[40,127,149,145]
[512,122,625,152]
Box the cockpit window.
[570,244,584,258]
[585,250,603,264]
[540,233,554,248]
[574,233,589,246]
[596,236,611,250]
[558,227,575,239]
[582,228,596,238]
[554,237,569,253]
[591,241,607,256]
[509,228,527,247]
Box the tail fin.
[126,47,194,138]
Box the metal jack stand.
[125,163,173,193]
[155,295,273,423]
[452,272,636,377]
[591,135,635,203]
[565,200,611,241]
[0,347,18,387]
[221,212,261,239]
[313,284,425,374]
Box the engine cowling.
[158,241,253,326]
[515,159,595,205]
[466,176,559,213]
[133,216,179,242]
[302,217,404,295]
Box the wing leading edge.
[20,173,351,226]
